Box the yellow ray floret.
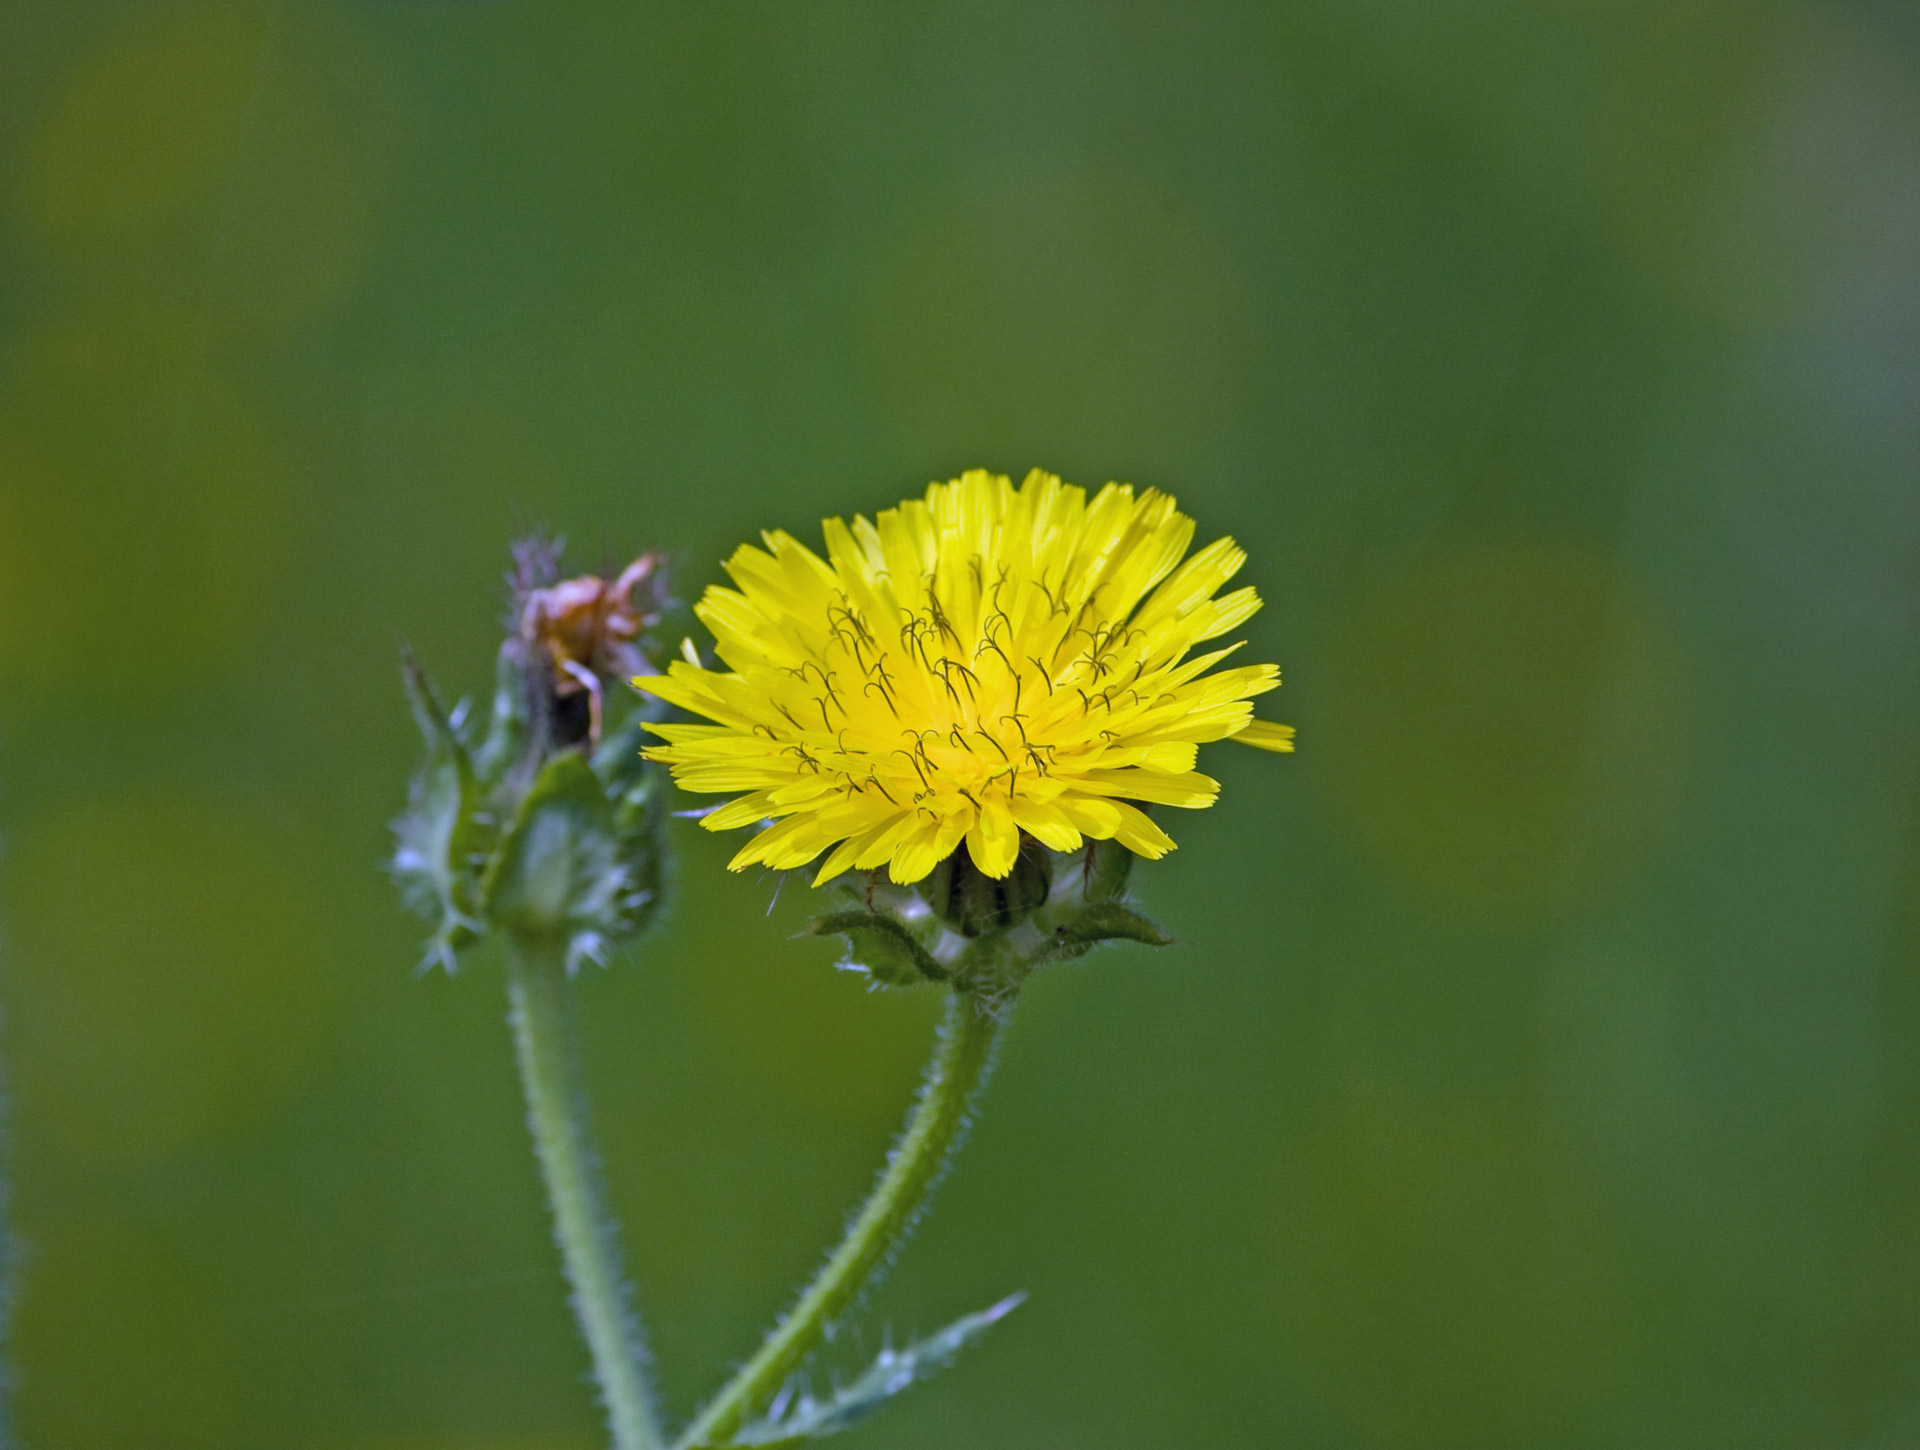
[635,468,1291,885]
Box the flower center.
[785,574,1139,809]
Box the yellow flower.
[636,468,1294,886]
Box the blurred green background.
[2,0,1919,1446]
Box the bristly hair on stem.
[677,989,1010,1449]
[508,933,664,1450]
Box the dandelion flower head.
[638,469,1294,886]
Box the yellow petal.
[1191,585,1262,643]
[1234,719,1296,752]
[1056,794,1123,839]
[1074,768,1221,809]
[812,823,883,886]
[1010,797,1081,852]
[727,814,822,871]
[887,816,949,884]
[1137,741,1199,774]
[1133,535,1246,630]
[965,794,1019,877]
[852,812,921,870]
[703,791,783,831]
[1109,801,1176,859]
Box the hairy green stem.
[679,989,1011,1449]
[506,934,663,1450]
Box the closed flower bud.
[392,537,670,971]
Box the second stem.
[507,933,663,1450]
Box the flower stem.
[505,933,663,1450]
[677,989,1011,1449]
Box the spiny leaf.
[718,1293,1026,1446]
[1061,900,1175,948]
[806,911,946,987]
[1014,898,1175,974]
[393,654,488,966]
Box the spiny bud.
[391,536,670,972]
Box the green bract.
[806,833,1174,1002]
